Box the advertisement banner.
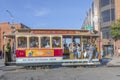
[26,50,54,57]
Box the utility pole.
[6,10,15,33]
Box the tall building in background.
[100,0,115,40]
[94,0,100,31]
[82,0,100,31]
[99,0,115,56]
[82,0,120,56]
[0,22,29,56]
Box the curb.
[107,64,120,67]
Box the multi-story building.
[82,0,120,55]
[82,0,100,31]
[100,0,115,40]
[0,22,29,57]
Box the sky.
[0,0,93,29]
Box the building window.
[106,32,109,39]
[111,0,114,4]
[103,32,109,39]
[111,8,115,21]
[102,27,110,39]
[101,8,115,22]
[100,0,110,7]
[102,32,105,39]
[101,9,110,22]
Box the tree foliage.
[111,19,120,40]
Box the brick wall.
[0,22,29,55]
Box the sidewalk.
[0,59,5,68]
[0,59,5,77]
[107,56,120,67]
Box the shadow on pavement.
[99,58,112,66]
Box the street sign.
[85,26,93,30]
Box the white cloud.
[34,8,50,17]
[24,4,50,17]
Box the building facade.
[82,0,120,55]
[0,22,29,57]
[114,0,120,53]
[100,0,115,40]
[82,0,100,31]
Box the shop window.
[17,37,27,48]
[41,37,50,48]
[29,37,39,48]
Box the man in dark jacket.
[4,39,12,63]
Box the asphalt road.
[0,66,120,80]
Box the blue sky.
[0,0,93,29]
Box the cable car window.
[17,37,27,48]
[41,37,50,48]
[52,37,61,48]
[29,37,39,48]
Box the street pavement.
[107,56,120,67]
[0,59,19,77]
[0,59,5,77]
[0,56,120,79]
[1,67,120,80]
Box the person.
[45,42,50,48]
[69,43,74,59]
[101,48,104,58]
[76,44,81,59]
[0,50,2,59]
[52,39,59,47]
[69,43,73,53]
[63,43,69,55]
[94,45,98,58]
[63,43,68,49]
[84,44,89,58]
[73,43,77,59]
[88,43,95,64]
[4,39,12,63]
[84,49,87,58]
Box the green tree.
[111,19,120,40]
